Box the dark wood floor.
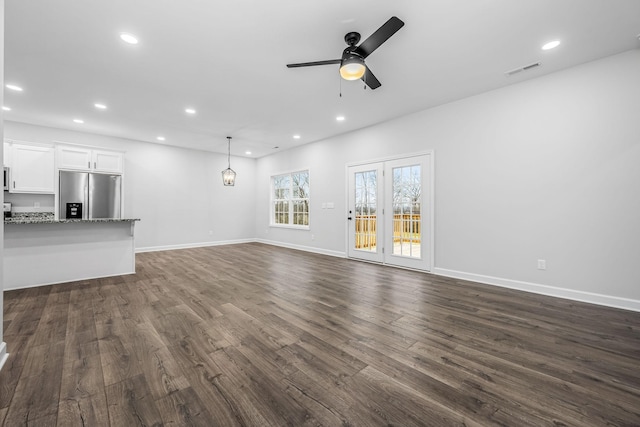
[1,243,640,426]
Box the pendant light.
[221,136,236,186]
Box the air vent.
[505,62,541,76]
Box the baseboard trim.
[433,267,640,312]
[3,271,137,292]
[0,342,8,373]
[256,239,347,259]
[136,238,256,253]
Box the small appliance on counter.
[66,202,83,219]
[3,202,12,219]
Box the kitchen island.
[4,213,140,290]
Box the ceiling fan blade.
[355,16,404,58]
[286,59,341,68]
[362,67,381,90]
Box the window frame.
[270,169,310,230]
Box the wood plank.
[2,340,65,425]
[1,243,639,426]
[166,343,247,426]
[155,386,216,427]
[209,346,315,426]
[104,374,163,427]
[57,393,109,427]
[97,331,143,386]
[124,318,190,400]
[345,366,480,427]
[60,355,106,400]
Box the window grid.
[272,170,309,227]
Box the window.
[271,170,309,227]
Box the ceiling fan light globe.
[340,59,366,81]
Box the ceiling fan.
[286,16,405,90]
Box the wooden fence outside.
[355,214,421,248]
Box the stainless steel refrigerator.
[59,171,122,219]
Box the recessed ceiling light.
[6,84,23,92]
[542,40,561,50]
[2,106,11,111]
[120,33,139,45]
[73,119,84,124]
[185,108,196,114]
[293,134,301,139]
[94,103,107,110]
[156,136,166,141]
[245,151,252,155]
[336,116,345,121]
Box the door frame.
[345,150,435,271]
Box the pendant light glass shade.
[221,136,236,186]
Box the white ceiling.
[4,1,640,158]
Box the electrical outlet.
[537,259,546,270]
[34,202,40,208]
[209,230,213,236]
[311,234,315,241]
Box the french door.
[347,153,431,271]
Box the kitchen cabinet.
[9,142,55,194]
[93,149,124,173]
[57,145,123,173]
[3,142,10,167]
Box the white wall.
[256,49,640,310]
[4,122,257,251]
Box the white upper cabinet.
[57,145,123,173]
[93,149,123,173]
[56,145,92,171]
[3,142,10,167]
[9,142,55,193]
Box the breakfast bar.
[4,213,140,290]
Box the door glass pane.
[354,170,377,252]
[392,165,421,258]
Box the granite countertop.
[5,212,140,224]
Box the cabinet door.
[3,142,10,167]
[10,144,55,193]
[57,146,92,171]
[93,150,123,173]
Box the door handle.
[347,217,352,220]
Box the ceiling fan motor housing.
[344,31,361,46]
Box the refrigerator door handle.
[85,182,90,219]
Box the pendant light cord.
[227,136,232,168]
